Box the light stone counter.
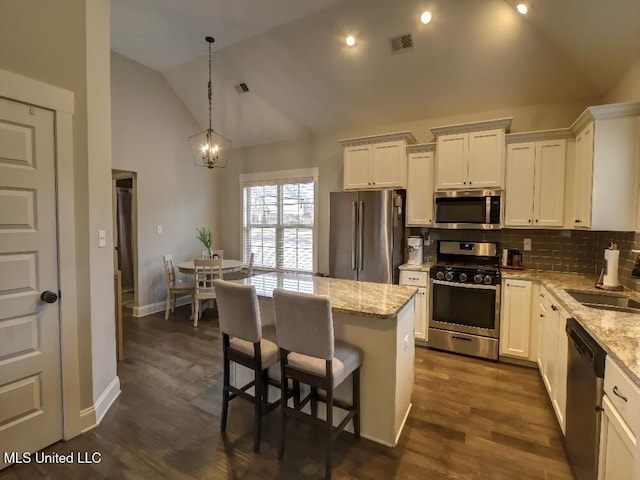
[237,272,417,319]
[398,262,434,272]
[232,272,417,447]
[501,269,640,387]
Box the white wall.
[605,55,640,103]
[111,52,219,311]
[218,97,601,274]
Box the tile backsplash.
[409,228,640,291]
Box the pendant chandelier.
[189,36,231,169]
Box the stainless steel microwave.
[433,190,502,229]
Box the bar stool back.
[215,279,280,453]
[273,288,362,480]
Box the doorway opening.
[112,170,138,310]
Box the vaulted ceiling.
[111,0,640,148]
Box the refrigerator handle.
[351,202,357,271]
[358,201,364,271]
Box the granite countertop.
[399,262,434,272]
[502,269,640,387]
[235,272,418,319]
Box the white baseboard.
[132,295,192,318]
[80,376,121,433]
[95,376,121,424]
[80,407,96,433]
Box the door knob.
[40,291,58,304]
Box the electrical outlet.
[524,238,532,251]
[98,230,106,248]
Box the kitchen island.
[232,272,418,447]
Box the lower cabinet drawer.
[399,270,428,287]
[604,357,640,437]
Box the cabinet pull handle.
[551,305,558,311]
[528,219,531,223]
[452,336,472,342]
[613,386,628,402]
[540,314,545,318]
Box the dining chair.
[272,288,362,480]
[214,279,281,453]
[225,253,255,280]
[193,258,223,327]
[162,254,195,320]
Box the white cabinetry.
[399,269,429,343]
[537,287,569,434]
[569,103,640,231]
[431,118,512,190]
[599,357,640,480]
[505,131,568,228]
[406,144,435,226]
[500,279,533,359]
[339,132,416,191]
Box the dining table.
[176,258,244,275]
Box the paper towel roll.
[603,249,620,287]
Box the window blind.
[242,178,315,273]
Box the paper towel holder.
[595,242,623,291]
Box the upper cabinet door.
[573,123,594,228]
[371,141,406,188]
[435,133,467,189]
[343,145,372,190]
[406,151,434,226]
[467,129,504,188]
[534,140,566,227]
[505,142,535,227]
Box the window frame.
[239,167,319,274]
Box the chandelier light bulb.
[420,11,432,24]
[516,3,528,14]
[345,35,356,47]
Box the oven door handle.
[432,279,498,290]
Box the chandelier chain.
[208,39,213,132]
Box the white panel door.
[467,129,504,188]
[500,279,532,358]
[573,124,594,228]
[371,141,405,189]
[598,396,636,480]
[414,287,428,341]
[406,151,434,226]
[0,98,62,467]
[343,145,371,190]
[435,133,467,189]
[534,140,566,227]
[505,143,535,227]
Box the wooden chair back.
[246,252,255,277]
[194,258,223,291]
[162,254,176,285]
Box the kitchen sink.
[565,289,640,314]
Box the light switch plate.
[524,238,532,251]
[98,230,106,248]
[156,225,163,234]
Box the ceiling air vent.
[389,32,414,54]
[234,82,250,94]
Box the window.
[241,168,317,273]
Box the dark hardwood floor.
[2,305,574,479]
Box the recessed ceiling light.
[420,11,432,25]
[516,3,528,14]
[345,35,356,47]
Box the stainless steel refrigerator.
[329,190,405,284]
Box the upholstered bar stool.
[214,279,280,453]
[272,288,362,480]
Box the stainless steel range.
[429,241,501,360]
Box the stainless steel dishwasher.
[565,317,607,480]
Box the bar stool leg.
[254,365,263,453]
[311,387,318,418]
[221,340,230,433]
[353,367,360,439]
[278,352,287,460]
[325,379,333,480]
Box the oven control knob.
[474,274,484,284]
[459,273,468,282]
[484,275,493,285]
[436,271,445,280]
[445,271,454,282]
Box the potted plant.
[196,227,213,257]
